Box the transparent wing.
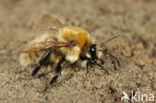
[33,14,66,34]
[20,41,72,53]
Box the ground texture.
[0,0,156,103]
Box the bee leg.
[80,56,108,74]
[32,49,54,77]
[87,58,109,74]
[86,62,89,74]
[50,59,63,85]
[99,59,105,65]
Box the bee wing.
[20,41,72,53]
[33,14,66,34]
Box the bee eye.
[90,48,95,52]
[89,44,97,59]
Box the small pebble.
[122,46,132,57]
[151,59,156,66]
[135,59,145,67]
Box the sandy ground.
[0,0,156,103]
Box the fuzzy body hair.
[19,26,101,67]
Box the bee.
[19,15,120,85]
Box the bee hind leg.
[32,49,54,77]
[50,58,64,85]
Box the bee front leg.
[32,49,54,77]
[50,59,64,85]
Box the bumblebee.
[19,15,120,85]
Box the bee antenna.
[100,50,120,66]
[87,57,108,74]
[101,35,120,46]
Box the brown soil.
[0,0,155,103]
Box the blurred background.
[0,0,155,103]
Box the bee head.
[81,35,120,74]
